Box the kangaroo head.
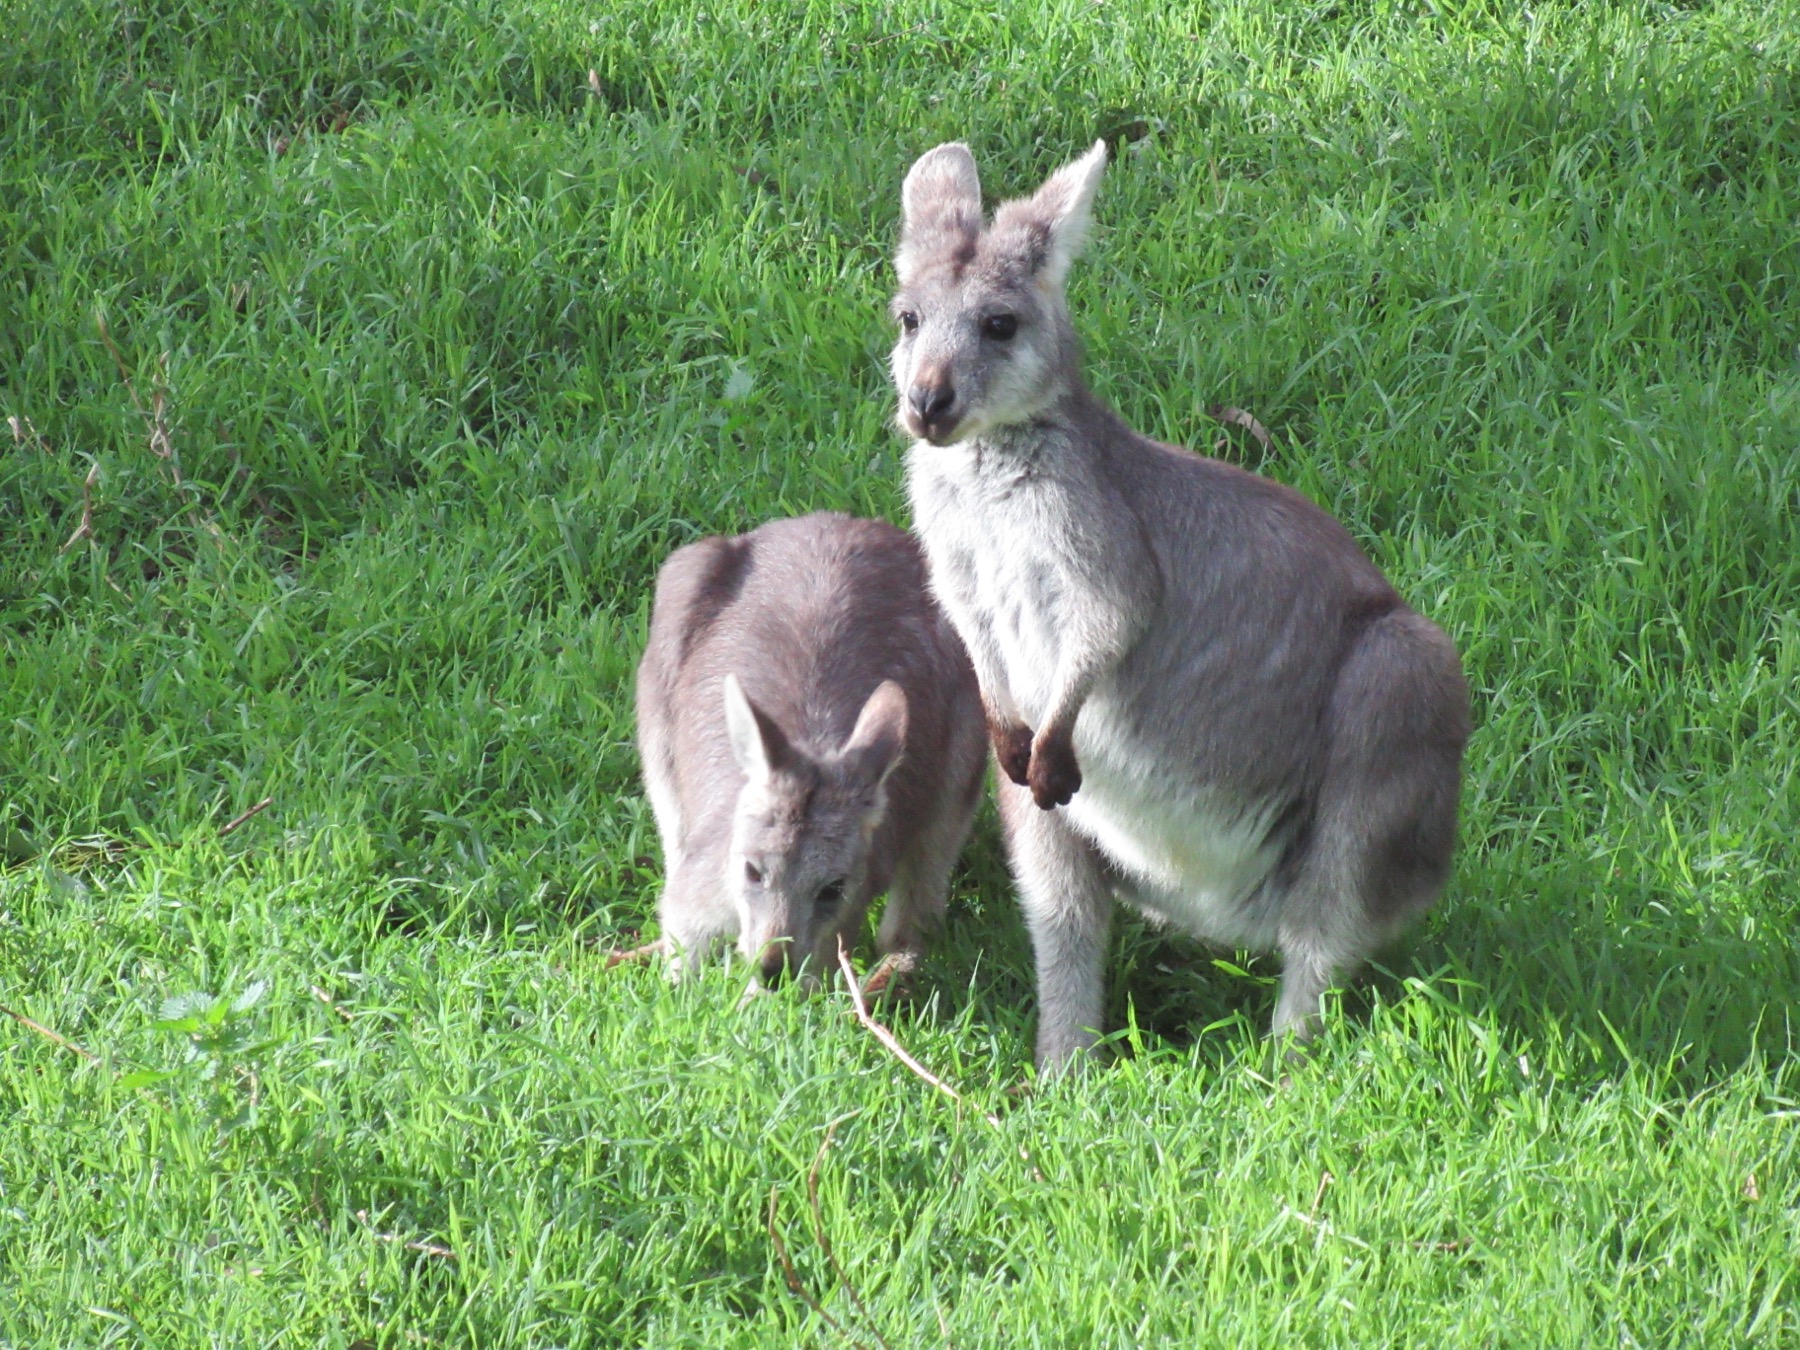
[720,674,908,984]
[890,140,1107,446]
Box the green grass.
[4,0,1799,1343]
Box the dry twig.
[355,1210,456,1261]
[808,1118,890,1350]
[604,940,663,969]
[310,986,355,1025]
[836,940,1000,1129]
[1206,403,1275,455]
[95,312,224,547]
[218,796,273,838]
[145,352,175,476]
[2,1002,172,1111]
[767,1187,868,1348]
[59,461,100,554]
[1309,1170,1334,1218]
[847,20,929,50]
[95,313,180,483]
[9,414,48,451]
[1,1003,100,1063]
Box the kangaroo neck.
[964,386,1115,469]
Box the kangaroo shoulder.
[646,534,751,673]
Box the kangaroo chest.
[909,454,1074,717]
[908,444,1286,949]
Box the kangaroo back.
[636,512,986,987]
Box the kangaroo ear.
[840,680,909,789]
[898,143,983,281]
[723,674,793,783]
[990,139,1107,289]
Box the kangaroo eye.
[816,881,845,911]
[744,861,763,885]
[899,311,920,334]
[982,313,1019,341]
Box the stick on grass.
[310,986,355,1025]
[355,1210,456,1261]
[218,796,273,838]
[604,940,662,969]
[59,462,99,555]
[1,1004,100,1063]
[1205,403,1275,453]
[808,1117,890,1350]
[767,1186,869,1349]
[837,939,1000,1130]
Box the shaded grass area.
[3,0,1798,1344]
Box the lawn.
[3,0,1798,1344]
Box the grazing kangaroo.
[636,512,986,990]
[890,141,1471,1070]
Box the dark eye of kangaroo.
[982,313,1019,341]
[816,880,845,911]
[744,861,763,885]
[899,311,920,334]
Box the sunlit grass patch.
[3,0,1798,1344]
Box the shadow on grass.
[1422,851,1799,1092]
[390,795,1794,1099]
[901,829,1797,1095]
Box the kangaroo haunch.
[636,512,987,988]
[890,141,1472,1070]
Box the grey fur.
[890,141,1471,1069]
[636,511,986,988]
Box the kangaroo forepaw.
[1027,731,1081,809]
[862,949,918,1001]
[991,718,1033,787]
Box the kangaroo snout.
[756,941,792,987]
[906,379,958,441]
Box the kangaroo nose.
[758,947,790,987]
[909,382,955,423]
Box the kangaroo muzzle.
[907,380,959,442]
[757,947,790,986]
[748,928,800,986]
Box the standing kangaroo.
[890,141,1470,1070]
[636,512,986,989]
